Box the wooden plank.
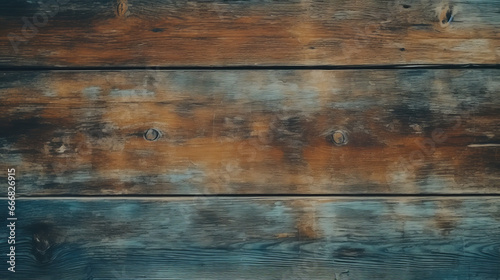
[1,69,499,195]
[0,0,499,66]
[0,197,499,279]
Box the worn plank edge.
[5,194,500,200]
[0,64,499,71]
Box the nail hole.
[400,48,406,51]
[329,130,348,146]
[144,128,161,141]
[402,4,411,9]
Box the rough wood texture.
[1,69,499,195]
[1,1,499,279]
[0,0,499,66]
[0,197,499,279]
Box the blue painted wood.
[1,197,499,279]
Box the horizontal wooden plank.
[0,197,499,279]
[0,69,499,195]
[0,0,499,66]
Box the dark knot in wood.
[144,128,162,141]
[329,130,348,146]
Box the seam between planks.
[8,194,500,200]
[0,64,499,72]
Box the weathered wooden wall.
[0,0,499,279]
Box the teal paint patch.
[43,90,57,97]
[111,204,142,218]
[53,170,93,184]
[166,71,321,112]
[116,168,206,193]
[0,139,23,164]
[162,169,205,184]
[82,86,102,99]
[416,175,452,193]
[392,200,437,217]
[316,200,390,240]
[223,73,320,111]
[109,89,155,97]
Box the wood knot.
[116,0,129,17]
[144,128,162,141]
[328,130,348,146]
[29,223,58,264]
[437,4,455,27]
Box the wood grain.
[0,0,499,67]
[1,69,499,195]
[0,197,499,279]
